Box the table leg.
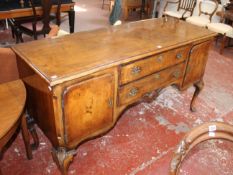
[51,147,76,175]
[220,34,228,54]
[21,112,33,160]
[190,79,204,112]
[68,7,75,33]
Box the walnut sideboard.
[12,17,216,174]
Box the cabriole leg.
[51,147,76,175]
[190,80,204,112]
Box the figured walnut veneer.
[12,18,216,175]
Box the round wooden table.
[0,80,32,174]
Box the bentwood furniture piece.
[163,0,197,19]
[0,80,32,174]
[170,122,233,175]
[0,0,75,33]
[12,18,216,174]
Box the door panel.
[63,73,114,147]
[183,41,211,86]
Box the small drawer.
[118,63,185,106]
[119,45,191,85]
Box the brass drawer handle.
[131,66,141,75]
[176,53,182,59]
[173,70,181,78]
[128,87,138,97]
[156,55,163,63]
[154,73,160,79]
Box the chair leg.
[14,27,24,43]
[26,113,39,150]
[11,26,15,39]
[220,34,228,54]
[7,19,23,43]
[21,112,33,160]
[32,23,37,40]
[18,28,24,43]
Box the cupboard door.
[183,41,211,87]
[63,73,114,147]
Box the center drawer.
[118,63,185,106]
[119,45,191,85]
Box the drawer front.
[119,63,185,106]
[120,45,191,85]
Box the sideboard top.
[12,18,216,86]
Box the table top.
[0,80,26,139]
[12,18,217,86]
[0,0,75,19]
[0,0,73,11]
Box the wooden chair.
[207,10,233,54]
[10,0,62,42]
[186,0,218,27]
[163,0,197,19]
[170,122,233,175]
[122,0,150,20]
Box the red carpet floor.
[1,43,233,175]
